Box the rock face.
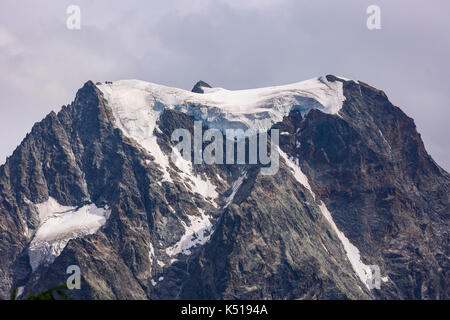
[191,80,212,93]
[0,76,448,300]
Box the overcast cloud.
[0,0,449,170]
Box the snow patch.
[335,75,358,84]
[224,172,247,208]
[279,149,312,192]
[171,147,218,206]
[29,197,110,271]
[166,209,213,256]
[157,260,165,268]
[318,203,373,290]
[17,286,25,298]
[35,197,74,223]
[279,148,374,290]
[149,243,155,261]
[216,173,225,183]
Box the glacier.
[29,197,110,271]
[97,75,347,132]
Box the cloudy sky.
[0,0,449,170]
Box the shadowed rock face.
[0,77,448,300]
[291,77,450,299]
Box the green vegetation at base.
[11,284,72,300]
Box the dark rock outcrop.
[191,81,212,94]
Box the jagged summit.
[191,80,212,93]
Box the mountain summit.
[0,75,448,300]
[191,80,212,93]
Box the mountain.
[0,75,448,300]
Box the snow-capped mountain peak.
[1,74,447,300]
[96,75,348,132]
